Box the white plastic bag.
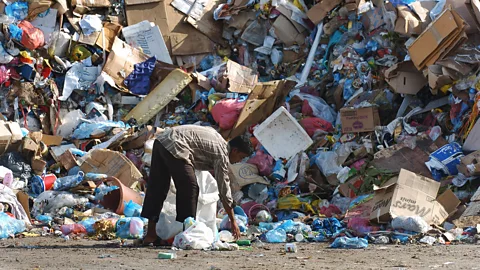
[173,221,215,250]
[292,92,337,124]
[315,151,344,177]
[156,171,219,240]
[391,216,429,233]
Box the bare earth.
[0,237,479,270]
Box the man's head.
[228,136,252,164]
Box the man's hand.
[231,220,241,240]
[223,203,241,240]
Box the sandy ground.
[0,237,479,270]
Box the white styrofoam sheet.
[253,106,313,161]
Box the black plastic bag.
[0,152,32,183]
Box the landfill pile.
[0,0,480,251]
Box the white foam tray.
[253,106,313,161]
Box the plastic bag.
[276,195,315,213]
[156,171,220,240]
[391,216,429,233]
[72,121,126,140]
[32,191,89,217]
[56,110,85,138]
[265,228,286,243]
[124,200,142,217]
[0,212,26,239]
[315,151,344,177]
[5,2,28,20]
[0,152,31,184]
[330,236,368,249]
[247,150,275,176]
[300,117,334,137]
[18,21,45,50]
[211,99,245,130]
[61,224,87,236]
[219,206,248,232]
[79,218,96,234]
[124,56,156,95]
[173,221,215,250]
[293,92,336,124]
[116,217,144,239]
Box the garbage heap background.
[0,0,480,249]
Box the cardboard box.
[223,60,258,94]
[457,150,480,176]
[339,176,364,198]
[0,122,12,154]
[41,134,63,146]
[22,138,38,156]
[13,190,31,221]
[80,149,143,187]
[384,61,428,95]
[394,5,423,36]
[407,8,467,70]
[72,0,112,7]
[370,169,460,225]
[340,107,380,133]
[125,0,160,5]
[306,0,342,25]
[96,23,123,52]
[59,150,79,171]
[31,157,47,174]
[6,122,22,142]
[448,0,479,34]
[428,65,453,93]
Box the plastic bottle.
[265,228,287,243]
[219,230,235,242]
[53,171,85,191]
[272,160,286,181]
[60,224,87,235]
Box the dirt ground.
[1,237,479,270]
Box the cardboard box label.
[340,107,380,133]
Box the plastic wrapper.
[123,200,142,217]
[247,150,275,176]
[330,236,368,249]
[0,212,26,239]
[211,99,245,130]
[315,151,344,177]
[116,217,144,239]
[79,218,96,234]
[173,221,215,250]
[391,216,429,233]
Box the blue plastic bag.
[0,212,26,239]
[5,2,29,20]
[116,217,144,239]
[124,56,156,95]
[265,228,286,243]
[123,200,142,217]
[219,206,248,232]
[330,236,368,249]
[79,218,96,234]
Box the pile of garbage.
[0,0,480,250]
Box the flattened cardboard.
[384,61,427,94]
[225,60,258,94]
[185,0,226,46]
[0,122,12,155]
[394,5,422,36]
[464,119,480,151]
[370,169,455,225]
[340,107,380,133]
[273,15,306,47]
[457,150,480,176]
[13,190,31,220]
[306,0,342,25]
[447,0,479,34]
[222,80,296,140]
[80,149,143,187]
[428,65,453,92]
[102,37,149,88]
[6,122,22,142]
[96,23,123,52]
[407,9,466,70]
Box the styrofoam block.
[253,106,313,160]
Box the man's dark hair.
[229,136,253,155]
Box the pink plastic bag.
[211,99,245,130]
[247,150,274,176]
[300,117,334,137]
[18,21,44,50]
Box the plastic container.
[236,240,251,246]
[31,174,57,196]
[285,243,297,253]
[158,252,177,259]
[53,171,85,191]
[253,107,313,160]
[100,177,143,215]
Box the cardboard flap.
[436,189,460,215]
[125,0,161,5]
[374,176,399,190]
